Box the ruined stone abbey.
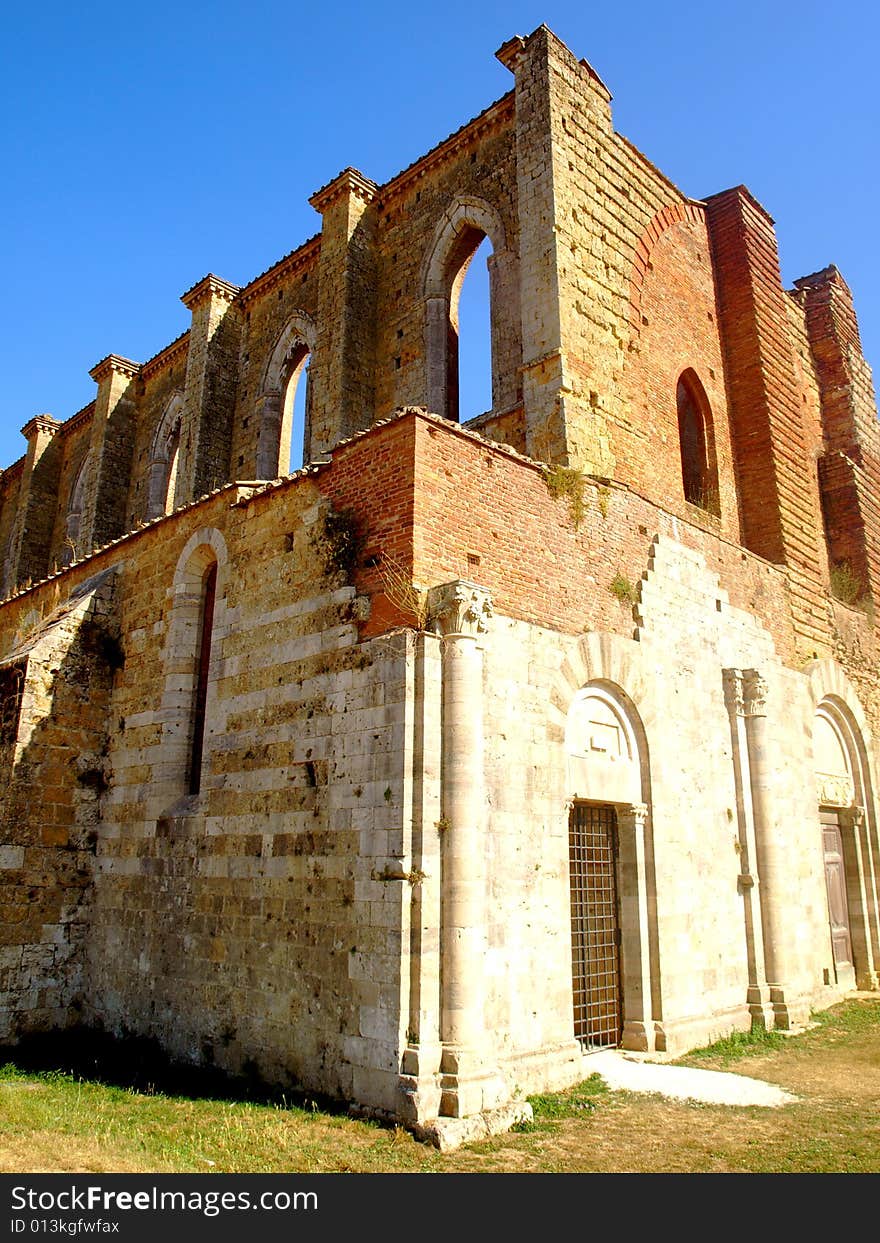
[2,26,879,1144]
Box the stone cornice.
[238,235,321,308]
[20,413,61,439]
[494,34,527,71]
[89,354,141,385]
[181,273,240,311]
[0,457,25,483]
[380,93,514,206]
[309,167,379,215]
[141,330,190,382]
[59,402,96,436]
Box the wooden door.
[820,809,854,980]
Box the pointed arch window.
[676,370,719,515]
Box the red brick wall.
[623,209,739,540]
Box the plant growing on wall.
[310,505,364,582]
[830,561,863,606]
[543,464,587,529]
[609,573,636,605]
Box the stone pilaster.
[617,802,661,1050]
[179,274,241,504]
[427,580,507,1119]
[309,169,378,455]
[80,354,140,552]
[6,414,62,591]
[839,805,880,990]
[723,668,774,1028]
[741,669,804,1027]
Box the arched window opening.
[188,559,217,796]
[423,197,515,426]
[146,393,184,520]
[63,454,90,565]
[677,371,719,515]
[443,226,492,423]
[281,346,311,474]
[455,234,493,423]
[164,423,181,514]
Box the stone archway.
[813,699,880,991]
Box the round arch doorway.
[565,682,658,1052]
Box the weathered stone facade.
[2,26,879,1146]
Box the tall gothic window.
[187,560,217,795]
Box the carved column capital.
[427,580,493,640]
[742,670,768,718]
[723,668,745,716]
[839,804,865,831]
[618,802,648,833]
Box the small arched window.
[676,370,719,515]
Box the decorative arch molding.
[550,631,658,758]
[421,195,509,299]
[146,391,185,519]
[256,310,317,477]
[172,526,229,584]
[261,310,317,394]
[803,658,873,741]
[628,201,705,342]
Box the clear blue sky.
[1,0,878,467]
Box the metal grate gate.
[569,803,622,1049]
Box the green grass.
[513,1074,608,1132]
[1,999,878,1173]
[678,1025,789,1064]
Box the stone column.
[723,668,774,1028]
[742,669,799,1026]
[617,802,658,1051]
[427,579,506,1119]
